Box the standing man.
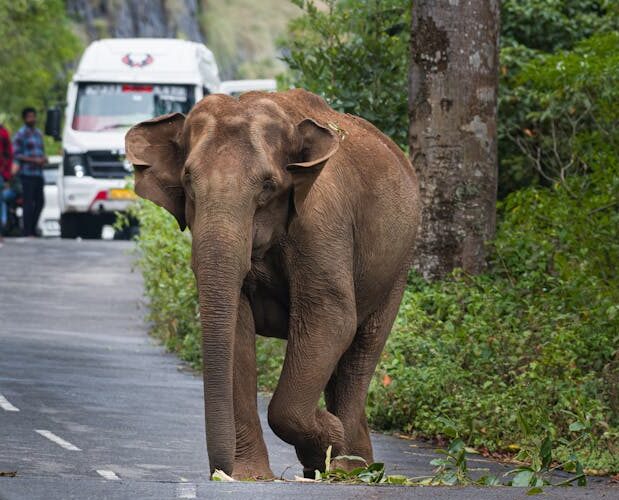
[0,121,14,242]
[13,107,46,237]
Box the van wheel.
[60,213,79,239]
[79,215,103,239]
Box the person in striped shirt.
[13,107,46,237]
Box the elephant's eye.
[262,178,276,192]
[257,178,277,206]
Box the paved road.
[0,239,615,499]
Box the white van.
[220,79,276,97]
[46,38,221,238]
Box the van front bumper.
[61,176,135,214]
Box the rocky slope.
[66,0,300,79]
[67,0,204,42]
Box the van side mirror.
[45,107,62,141]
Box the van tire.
[80,215,103,239]
[60,213,79,239]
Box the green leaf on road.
[512,470,535,487]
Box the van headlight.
[63,154,88,177]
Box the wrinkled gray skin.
[125,89,420,480]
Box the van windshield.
[72,83,194,132]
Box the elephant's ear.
[125,112,187,230]
[287,118,340,213]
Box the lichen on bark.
[409,0,500,281]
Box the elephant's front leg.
[267,269,357,475]
[231,294,273,480]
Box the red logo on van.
[121,53,154,68]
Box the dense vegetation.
[370,146,619,472]
[280,0,410,148]
[499,0,619,195]
[128,0,619,474]
[0,0,80,129]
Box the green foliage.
[124,200,202,368]
[505,429,587,492]
[426,438,494,486]
[255,337,285,391]
[501,0,618,52]
[498,8,619,195]
[367,150,619,473]
[0,0,81,128]
[312,445,392,484]
[512,32,618,180]
[280,0,411,148]
[312,436,585,492]
[311,444,436,485]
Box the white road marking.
[0,393,19,412]
[35,430,81,451]
[97,469,120,481]
[176,483,197,498]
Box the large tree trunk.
[409,0,500,281]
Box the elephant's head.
[125,94,339,475]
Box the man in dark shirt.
[13,107,46,237]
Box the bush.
[128,201,202,368]
[279,0,411,149]
[498,4,618,195]
[367,151,619,473]
[0,0,80,126]
[501,0,618,52]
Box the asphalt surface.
[0,238,616,499]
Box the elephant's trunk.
[193,214,252,476]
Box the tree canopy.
[0,0,81,128]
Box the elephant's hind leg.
[324,275,408,468]
[231,295,273,480]
[267,267,357,476]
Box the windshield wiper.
[96,123,135,132]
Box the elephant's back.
[283,92,421,316]
[342,128,419,312]
[274,90,420,234]
[330,107,420,251]
[258,88,421,286]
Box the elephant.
[125,89,420,480]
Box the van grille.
[87,151,131,179]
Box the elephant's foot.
[302,455,366,479]
[338,420,374,468]
[290,409,348,473]
[231,460,274,481]
[304,416,373,474]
